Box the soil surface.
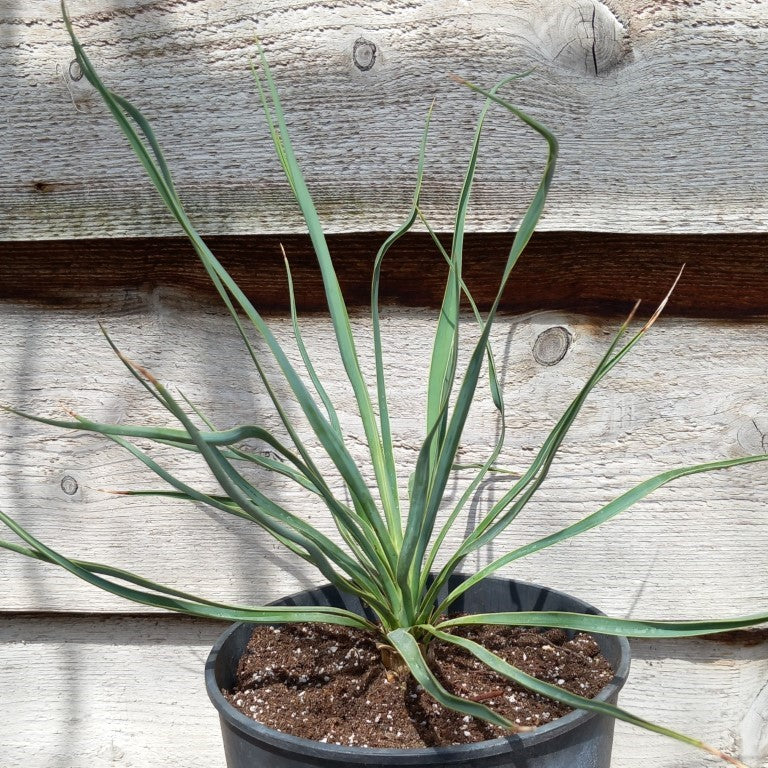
[225,622,614,748]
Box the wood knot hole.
[60,475,79,496]
[533,327,571,366]
[353,38,377,72]
[68,58,83,82]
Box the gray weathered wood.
[1,299,767,622]
[2,0,768,240]
[1,615,766,767]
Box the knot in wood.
[60,475,79,496]
[352,38,377,72]
[737,418,768,455]
[68,59,83,82]
[537,1,630,77]
[533,326,571,366]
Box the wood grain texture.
[2,301,767,621]
[2,232,768,317]
[1,615,767,768]
[2,0,768,239]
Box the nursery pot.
[205,575,631,768]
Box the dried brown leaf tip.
[641,264,685,333]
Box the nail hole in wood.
[32,181,55,193]
[533,326,572,366]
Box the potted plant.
[2,4,766,767]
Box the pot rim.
[205,576,631,763]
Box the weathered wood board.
[1,615,767,768]
[2,300,767,622]
[2,0,768,239]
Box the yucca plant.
[2,4,767,766]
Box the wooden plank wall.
[3,0,768,238]
[1,2,767,767]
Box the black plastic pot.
[205,576,631,768]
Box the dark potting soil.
[224,621,614,748]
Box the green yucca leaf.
[252,49,402,546]
[417,207,504,411]
[89,435,397,625]
[409,80,558,596]
[461,274,681,558]
[415,208,507,590]
[62,5,409,617]
[368,101,435,555]
[424,74,527,484]
[396,404,448,607]
[0,510,375,630]
[0,405,310,467]
[437,611,768,638]
[64,4,399,576]
[432,452,768,619]
[0,537,248,608]
[181,277,391,577]
[2,400,357,527]
[423,627,750,768]
[386,628,525,731]
[283,251,343,438]
[421,286,678,615]
[134,363,382,602]
[176,391,311,479]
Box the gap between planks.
[2,232,768,317]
